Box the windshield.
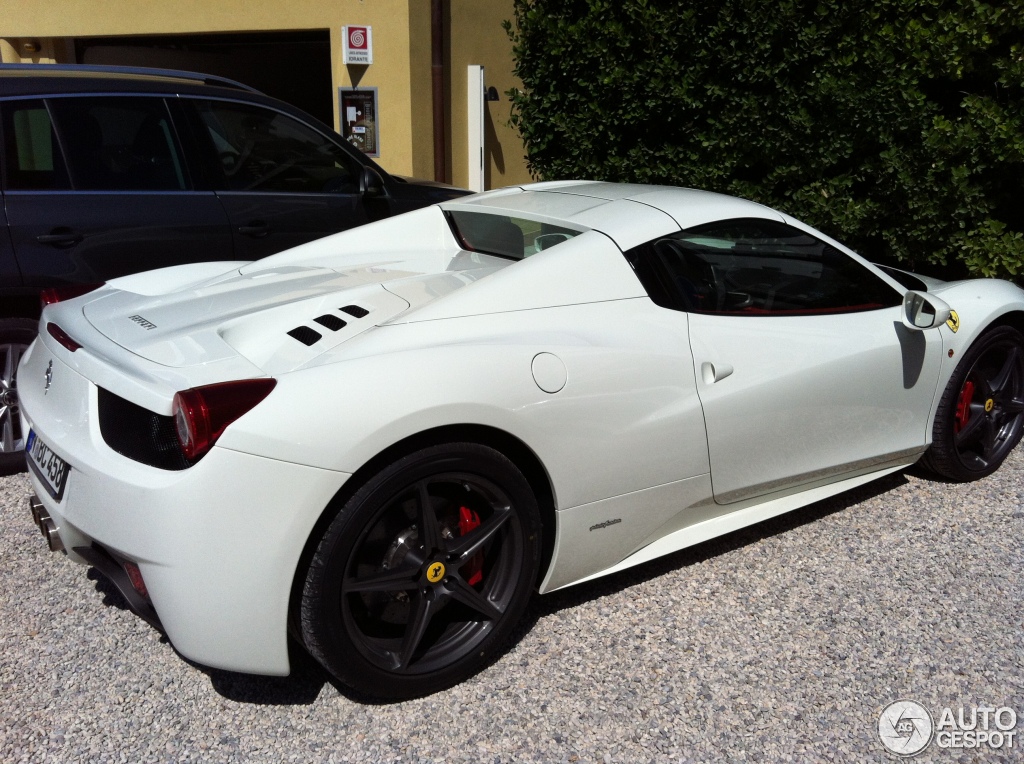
[446,210,583,260]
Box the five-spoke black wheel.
[923,325,1024,481]
[300,443,541,700]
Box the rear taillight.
[172,379,277,461]
[40,283,104,308]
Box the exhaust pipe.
[28,494,64,553]
[28,494,45,530]
[41,516,65,553]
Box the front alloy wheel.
[923,325,1024,481]
[300,443,541,700]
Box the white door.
[625,218,943,504]
[689,308,940,503]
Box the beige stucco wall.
[448,0,533,189]
[1,0,531,187]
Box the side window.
[191,100,361,194]
[625,218,902,315]
[47,97,187,191]
[2,100,71,190]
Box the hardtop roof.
[443,182,784,247]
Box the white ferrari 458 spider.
[19,181,1024,699]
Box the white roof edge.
[518,180,603,191]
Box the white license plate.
[26,430,71,501]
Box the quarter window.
[626,218,902,315]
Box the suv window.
[2,100,71,190]
[192,99,361,194]
[47,96,187,191]
[626,218,902,315]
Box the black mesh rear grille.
[97,388,190,471]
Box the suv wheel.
[0,319,37,475]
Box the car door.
[183,98,375,261]
[627,218,943,505]
[2,96,233,286]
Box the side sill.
[542,461,913,594]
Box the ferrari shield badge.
[946,310,960,333]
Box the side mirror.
[359,166,387,198]
[902,290,952,331]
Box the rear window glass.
[446,211,582,260]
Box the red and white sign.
[343,26,373,65]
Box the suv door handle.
[238,221,270,238]
[36,229,83,248]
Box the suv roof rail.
[0,63,261,93]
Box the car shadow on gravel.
[82,469,910,707]
[193,647,331,706]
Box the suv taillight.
[172,379,277,461]
[40,283,104,308]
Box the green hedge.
[504,0,1024,278]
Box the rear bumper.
[20,339,349,676]
[30,490,161,627]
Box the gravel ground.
[2,451,1022,763]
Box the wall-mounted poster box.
[339,87,380,157]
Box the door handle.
[36,229,83,248]
[701,361,734,384]
[238,221,270,238]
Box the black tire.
[921,325,1024,481]
[0,318,38,476]
[300,443,541,700]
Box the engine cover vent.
[287,326,322,346]
[314,314,347,331]
[340,305,369,318]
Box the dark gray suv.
[0,64,468,471]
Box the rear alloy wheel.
[300,443,541,700]
[0,319,38,476]
[923,325,1024,481]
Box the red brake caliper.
[954,380,975,433]
[458,506,484,587]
